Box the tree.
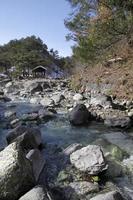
[0,36,53,74]
[65,0,133,63]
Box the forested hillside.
[65,0,133,100]
[0,36,72,76]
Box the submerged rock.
[38,109,56,121]
[69,104,91,126]
[0,142,35,200]
[70,145,108,175]
[30,97,41,104]
[104,116,131,128]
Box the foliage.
[0,36,74,76]
[0,36,56,74]
[65,0,133,63]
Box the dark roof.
[32,66,47,71]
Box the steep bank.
[70,59,133,100]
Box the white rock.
[30,97,41,104]
[70,145,108,175]
[73,93,83,101]
[40,97,54,107]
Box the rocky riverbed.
[0,78,133,200]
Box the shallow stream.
[0,101,133,199]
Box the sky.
[0,0,75,57]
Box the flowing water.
[0,101,131,149]
[0,101,133,199]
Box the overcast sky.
[0,0,75,57]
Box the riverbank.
[0,78,133,199]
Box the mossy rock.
[92,138,128,161]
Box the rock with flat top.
[70,145,108,175]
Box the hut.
[32,66,47,78]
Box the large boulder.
[104,116,131,128]
[90,191,125,200]
[70,145,108,175]
[0,142,35,200]
[19,185,52,200]
[6,126,42,149]
[69,104,91,126]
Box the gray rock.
[73,93,84,101]
[10,118,21,128]
[26,149,45,182]
[19,185,52,200]
[70,145,108,175]
[7,126,41,149]
[104,116,131,128]
[0,95,11,102]
[5,81,12,88]
[4,82,19,94]
[30,83,43,94]
[52,94,65,104]
[40,97,54,107]
[69,104,91,126]
[21,113,39,121]
[16,130,42,151]
[38,109,56,121]
[90,94,112,108]
[63,143,83,156]
[4,110,16,119]
[0,142,35,200]
[6,125,27,144]
[90,191,125,200]
[30,97,41,104]
[69,181,99,196]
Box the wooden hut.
[32,66,47,78]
